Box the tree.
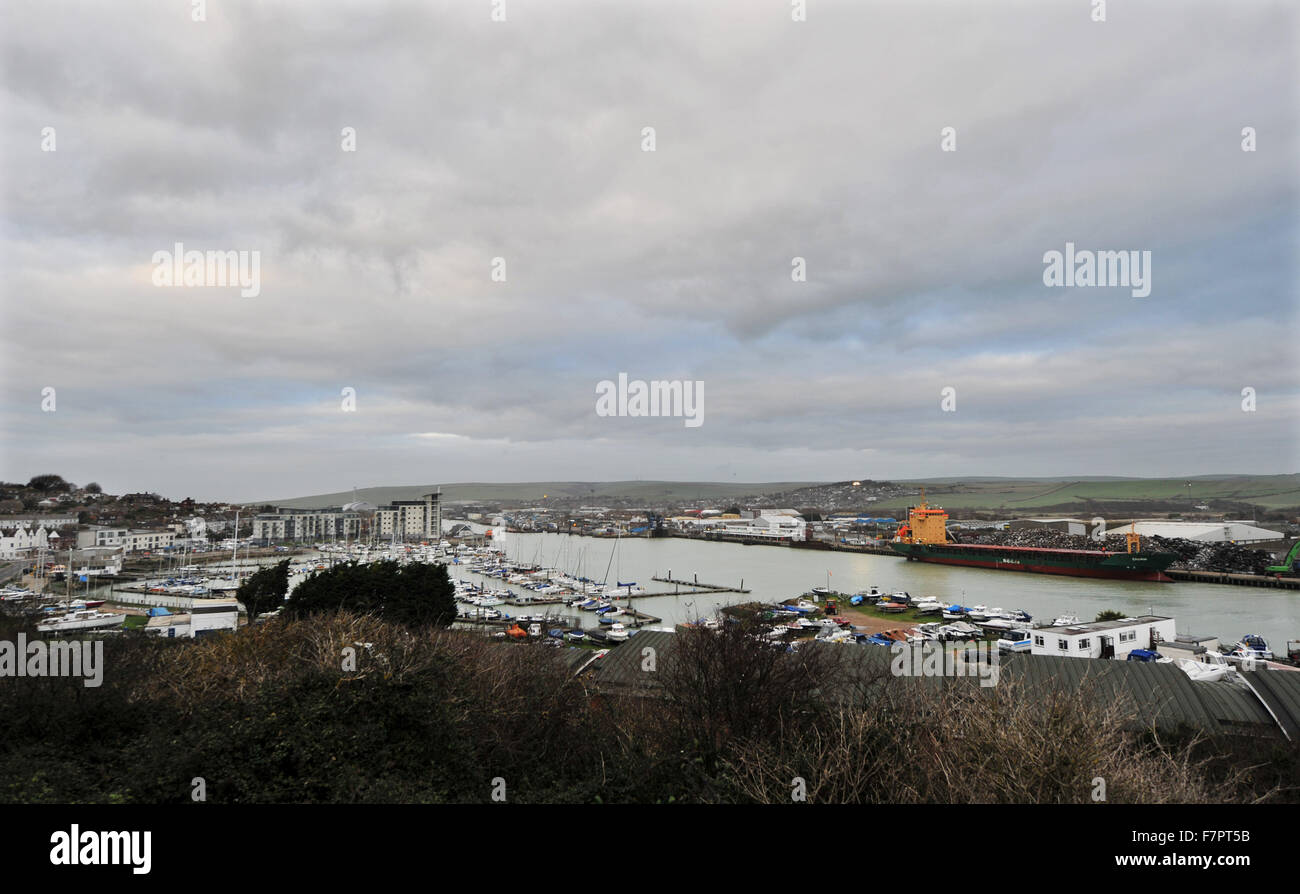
[1095,610,1125,622]
[285,560,457,628]
[26,474,69,493]
[84,482,102,494]
[237,559,291,623]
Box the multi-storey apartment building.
[251,507,362,542]
[375,491,442,542]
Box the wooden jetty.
[647,575,750,597]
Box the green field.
[262,474,1300,513]
[261,480,822,509]
[887,475,1300,512]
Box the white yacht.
[37,609,125,634]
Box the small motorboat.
[996,629,1032,653]
[1230,634,1273,661]
[566,630,586,641]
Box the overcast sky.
[2,0,1297,502]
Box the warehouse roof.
[589,629,677,692]
[586,631,1294,739]
[1119,521,1282,542]
[995,653,1277,733]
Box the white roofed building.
[1114,521,1281,544]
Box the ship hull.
[890,543,1176,582]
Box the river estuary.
[500,531,1298,648]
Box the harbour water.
[502,532,1299,647]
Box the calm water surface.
[499,532,1299,647]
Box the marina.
[499,531,1300,651]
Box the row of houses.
[0,519,182,563]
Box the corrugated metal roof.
[591,629,677,691]
[585,634,1288,738]
[997,654,1275,733]
[1240,669,1300,740]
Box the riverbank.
[501,531,1300,652]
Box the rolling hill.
[259,474,1300,514]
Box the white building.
[1030,616,1177,660]
[719,514,807,541]
[375,492,442,542]
[70,547,124,577]
[0,525,58,559]
[77,526,129,548]
[123,529,176,553]
[252,508,361,542]
[1112,521,1281,544]
[146,613,192,638]
[189,597,240,637]
[146,598,240,638]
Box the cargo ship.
[890,495,1177,582]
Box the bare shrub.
[660,618,844,759]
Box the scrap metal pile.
[958,528,1274,574]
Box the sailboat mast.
[232,509,240,585]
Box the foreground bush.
[0,612,1292,803]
